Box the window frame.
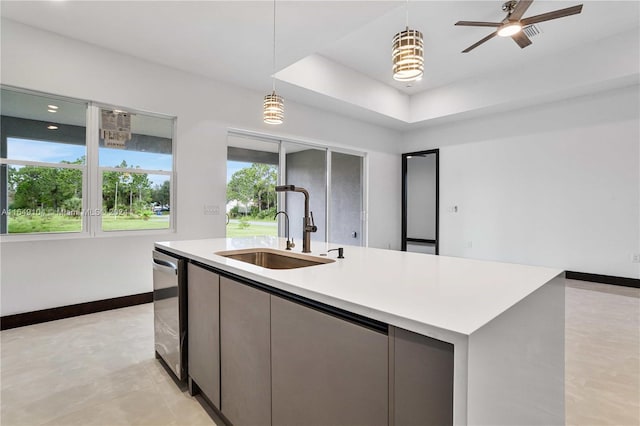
[0,86,177,241]
[1,157,88,236]
[226,129,368,246]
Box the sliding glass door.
[281,141,327,244]
[226,134,279,238]
[329,152,363,246]
[226,132,366,247]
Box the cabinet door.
[220,277,271,426]
[392,327,454,426]
[271,296,388,426]
[187,263,220,408]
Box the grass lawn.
[102,214,170,231]
[7,213,169,233]
[226,220,277,238]
[8,214,82,233]
[8,212,282,235]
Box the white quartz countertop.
[155,237,563,339]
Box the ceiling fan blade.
[462,32,498,53]
[509,0,534,21]
[521,4,583,26]
[512,31,533,49]
[455,21,502,27]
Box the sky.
[9,139,255,186]
[227,160,252,182]
[7,138,171,185]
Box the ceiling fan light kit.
[455,0,583,53]
[497,22,522,37]
[392,27,424,82]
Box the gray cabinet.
[186,267,453,426]
[187,263,220,409]
[271,296,388,426]
[220,277,271,426]
[392,326,454,426]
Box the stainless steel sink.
[215,248,335,270]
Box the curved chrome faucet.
[274,210,294,250]
[275,185,317,253]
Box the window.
[1,89,87,234]
[226,135,279,238]
[0,87,175,237]
[226,132,366,246]
[98,108,173,232]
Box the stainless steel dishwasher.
[152,249,187,381]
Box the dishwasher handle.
[153,257,178,275]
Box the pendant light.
[392,0,424,82]
[264,0,284,124]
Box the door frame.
[226,129,367,245]
[401,149,439,254]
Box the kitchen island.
[155,237,565,426]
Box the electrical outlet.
[204,205,220,215]
[632,253,640,263]
[467,241,473,248]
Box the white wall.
[0,20,402,315]
[366,150,401,251]
[404,85,640,279]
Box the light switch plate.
[204,205,220,215]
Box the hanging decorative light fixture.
[392,0,424,82]
[263,92,284,125]
[264,0,284,124]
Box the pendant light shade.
[263,91,284,124]
[392,26,424,82]
[264,0,284,125]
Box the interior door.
[402,150,439,254]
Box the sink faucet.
[275,185,317,253]
[274,210,294,250]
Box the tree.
[101,160,153,213]
[226,163,277,216]
[152,180,170,206]
[8,158,83,210]
[132,173,151,204]
[8,156,153,214]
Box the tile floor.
[1,279,638,426]
[565,280,639,426]
[0,303,215,426]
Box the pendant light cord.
[272,0,277,92]
[405,0,409,28]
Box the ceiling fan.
[455,0,583,53]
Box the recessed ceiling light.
[47,104,59,110]
[47,125,58,130]
[48,109,57,113]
